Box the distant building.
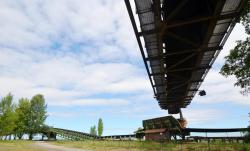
[142,116,185,140]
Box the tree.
[0,93,17,139]
[97,118,103,136]
[27,94,47,140]
[89,126,93,135]
[90,125,97,136]
[220,1,250,95]
[14,98,30,139]
[0,93,48,140]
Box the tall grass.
[0,140,249,151]
[0,140,45,151]
[53,140,177,151]
[52,140,250,151]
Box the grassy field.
[0,140,45,151]
[0,140,249,151]
[53,140,176,151]
[52,140,250,151]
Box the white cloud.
[0,0,152,108]
[193,69,250,105]
[215,24,248,66]
[0,48,151,106]
[0,0,140,61]
[48,112,79,118]
[49,98,130,106]
[181,109,224,125]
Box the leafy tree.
[14,98,30,139]
[97,118,103,136]
[220,1,250,95]
[90,125,97,136]
[93,126,97,136]
[27,94,47,140]
[0,93,48,140]
[220,38,250,95]
[0,93,17,139]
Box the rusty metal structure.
[125,0,247,114]
[142,116,250,141]
[143,116,184,140]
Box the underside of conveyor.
[125,0,247,114]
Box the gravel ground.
[33,141,91,151]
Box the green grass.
[180,142,250,151]
[53,140,177,151]
[52,140,250,151]
[0,140,45,151]
[0,140,249,151]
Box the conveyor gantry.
[125,0,247,114]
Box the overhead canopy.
[125,0,247,114]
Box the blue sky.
[0,0,249,136]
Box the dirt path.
[33,141,91,151]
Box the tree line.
[0,93,47,140]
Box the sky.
[0,0,249,136]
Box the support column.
[179,109,184,120]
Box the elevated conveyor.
[49,128,99,140]
[125,0,247,114]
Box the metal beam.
[188,89,199,91]
[166,79,204,94]
[145,46,222,61]
[190,79,204,83]
[138,13,240,36]
[170,89,198,93]
[167,80,187,85]
[137,8,152,14]
[184,128,250,133]
[124,0,156,96]
[168,73,189,81]
[167,82,187,91]
[167,66,211,73]
[166,53,197,70]
[154,0,166,96]
[150,72,164,76]
[165,0,189,20]
[150,66,211,76]
[165,46,222,56]
[163,12,240,29]
[166,31,199,48]
[153,84,166,87]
